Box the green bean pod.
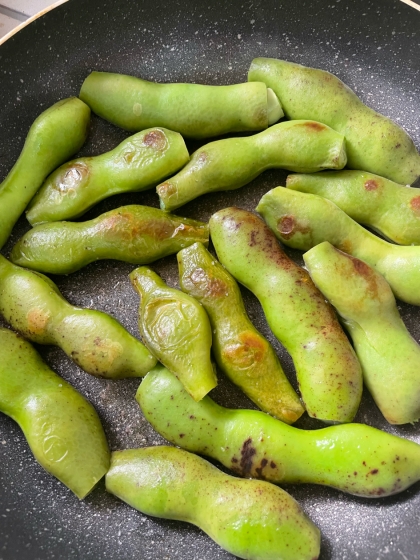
[106,446,321,560]
[257,187,420,306]
[177,242,304,423]
[0,97,90,249]
[0,255,156,378]
[304,242,420,425]
[209,208,362,424]
[248,57,420,185]
[137,366,420,498]
[287,170,420,245]
[27,128,189,225]
[130,266,217,401]
[79,71,283,139]
[157,120,347,211]
[10,205,209,274]
[0,327,110,499]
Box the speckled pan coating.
[0,0,419,559]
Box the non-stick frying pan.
[1,0,419,558]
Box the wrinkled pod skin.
[0,328,110,499]
[0,97,90,249]
[137,366,420,498]
[130,266,217,401]
[287,170,420,246]
[209,208,362,423]
[80,71,283,139]
[10,205,209,275]
[257,187,420,306]
[177,242,304,423]
[0,255,156,378]
[248,57,420,185]
[158,120,347,212]
[106,445,321,560]
[304,242,420,425]
[27,127,189,225]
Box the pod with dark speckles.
[106,445,321,560]
[209,207,362,424]
[137,366,420,498]
[0,327,110,499]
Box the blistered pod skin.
[209,208,362,423]
[0,328,110,499]
[106,446,321,560]
[257,187,420,306]
[0,97,90,249]
[137,366,420,498]
[130,267,217,401]
[177,242,304,423]
[27,128,190,225]
[0,255,156,379]
[10,205,209,275]
[303,242,420,425]
[248,57,420,185]
[79,72,283,139]
[158,120,347,211]
[287,170,420,246]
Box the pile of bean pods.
[1,56,420,560]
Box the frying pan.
[0,0,419,558]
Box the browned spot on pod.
[223,331,267,370]
[410,196,420,215]
[240,438,257,475]
[55,162,89,192]
[157,182,177,197]
[300,121,327,132]
[26,307,50,335]
[364,179,379,191]
[143,129,167,150]
[99,212,174,241]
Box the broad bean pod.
[157,120,347,211]
[248,57,420,185]
[177,242,304,423]
[0,255,156,378]
[0,328,110,499]
[209,207,362,423]
[106,445,321,560]
[257,187,420,306]
[10,205,209,274]
[27,128,189,225]
[79,71,283,139]
[137,366,420,498]
[304,242,420,425]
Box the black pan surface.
[0,0,420,558]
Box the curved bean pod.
[157,120,347,211]
[257,187,420,306]
[79,71,283,139]
[0,328,110,499]
[137,365,420,498]
[0,97,90,249]
[10,205,209,274]
[248,57,420,185]
[0,255,156,378]
[27,128,189,225]
[177,242,304,422]
[304,242,420,425]
[287,170,420,245]
[209,208,362,423]
[106,446,321,560]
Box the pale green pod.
[80,71,283,139]
[257,187,420,306]
[248,57,420,185]
[27,128,189,225]
[177,242,304,423]
[287,170,420,245]
[0,97,90,249]
[137,365,420,498]
[130,266,217,401]
[303,242,420,425]
[209,207,362,424]
[0,255,156,379]
[106,446,321,560]
[158,120,347,211]
[0,328,110,499]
